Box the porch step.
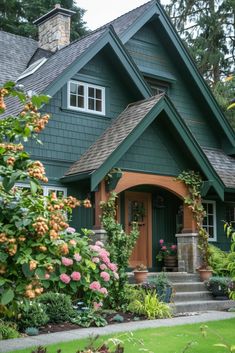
[173,282,207,292]
[174,291,212,302]
[171,300,235,314]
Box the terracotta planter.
[133,271,148,284]
[164,255,177,267]
[198,269,213,282]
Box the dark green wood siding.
[116,115,197,176]
[125,23,221,149]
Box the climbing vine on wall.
[177,170,211,268]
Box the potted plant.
[206,276,232,300]
[142,274,173,303]
[133,264,148,284]
[105,168,123,191]
[156,239,177,267]
[197,228,213,281]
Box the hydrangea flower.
[66,227,76,234]
[60,273,71,284]
[100,271,110,282]
[71,271,81,281]
[74,253,82,262]
[92,257,100,263]
[61,257,73,266]
[89,281,101,291]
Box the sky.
[76,0,170,30]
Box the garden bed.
[39,312,145,334]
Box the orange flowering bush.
[0,82,115,316]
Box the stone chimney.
[33,4,75,52]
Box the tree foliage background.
[0,0,88,41]
[165,0,235,129]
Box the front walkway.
[2,311,235,353]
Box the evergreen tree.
[0,0,88,40]
[165,0,235,86]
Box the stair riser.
[173,283,206,292]
[174,292,212,302]
[171,301,235,314]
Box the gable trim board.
[114,1,235,150]
[62,94,225,200]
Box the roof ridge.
[96,0,155,31]
[0,30,37,43]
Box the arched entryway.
[94,171,198,271]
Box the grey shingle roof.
[17,28,106,94]
[100,0,155,36]
[203,148,235,189]
[1,28,107,118]
[65,94,163,177]
[1,1,155,117]
[0,31,38,85]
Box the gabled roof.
[0,31,38,85]
[65,94,163,177]
[111,0,235,148]
[63,94,227,199]
[2,26,151,118]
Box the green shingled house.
[1,1,234,272]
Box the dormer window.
[68,80,105,115]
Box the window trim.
[16,183,67,197]
[67,80,105,115]
[202,200,217,242]
[44,186,67,198]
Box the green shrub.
[37,292,75,324]
[100,193,139,310]
[17,301,49,330]
[208,245,230,276]
[0,320,20,340]
[128,289,171,319]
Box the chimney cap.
[33,4,76,26]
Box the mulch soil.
[39,312,145,335]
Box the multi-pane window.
[68,81,105,115]
[16,184,67,198]
[43,186,67,198]
[202,201,217,241]
[226,204,235,225]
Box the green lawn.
[9,318,235,353]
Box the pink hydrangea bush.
[49,229,118,306]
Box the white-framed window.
[226,204,235,226]
[202,200,217,242]
[16,183,67,198]
[67,80,105,115]
[43,186,67,198]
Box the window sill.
[60,107,112,120]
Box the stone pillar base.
[176,233,201,273]
[91,228,107,244]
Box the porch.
[93,171,201,273]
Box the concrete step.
[174,291,212,302]
[165,273,200,283]
[171,300,235,314]
[173,282,207,292]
